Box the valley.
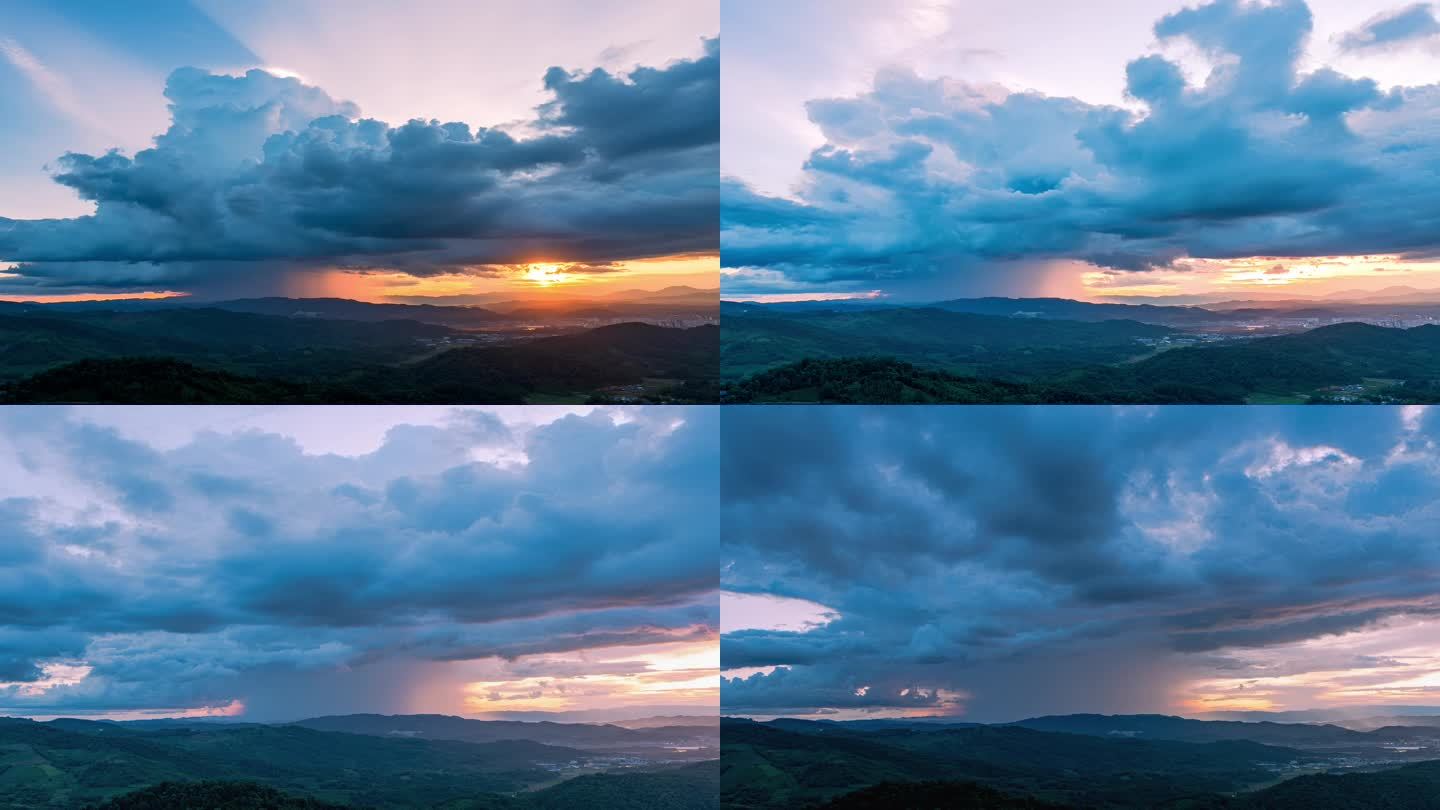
[720,297,1440,404]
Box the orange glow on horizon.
[1078,254,1440,301]
[1173,617,1440,716]
[457,638,719,714]
[289,253,719,303]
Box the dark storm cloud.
[404,601,720,662]
[0,407,718,716]
[0,40,718,294]
[721,407,1440,718]
[723,665,947,714]
[721,0,1440,294]
[540,38,720,159]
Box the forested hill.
[722,715,1440,809]
[721,318,1440,404]
[1239,759,1440,809]
[80,761,720,810]
[721,306,1172,382]
[0,314,718,404]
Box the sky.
[721,406,1440,723]
[0,0,718,302]
[721,0,1440,303]
[0,405,719,723]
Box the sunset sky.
[0,0,718,302]
[722,0,1440,303]
[722,406,1440,722]
[0,405,718,723]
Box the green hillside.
[1072,323,1440,402]
[524,761,718,810]
[0,358,355,404]
[721,306,1440,403]
[0,318,718,404]
[720,719,1308,809]
[85,781,344,809]
[721,308,1171,382]
[0,718,568,808]
[80,762,718,810]
[1242,760,1440,809]
[818,780,1067,809]
[722,358,1112,404]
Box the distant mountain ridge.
[613,715,721,730]
[195,297,509,327]
[1196,705,1440,724]
[738,711,1440,747]
[11,288,717,318]
[1009,713,1401,747]
[292,712,715,749]
[928,296,1219,325]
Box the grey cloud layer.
[721,0,1440,293]
[721,407,1440,719]
[1339,3,1440,51]
[0,407,718,718]
[0,40,717,293]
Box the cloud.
[0,40,718,295]
[721,407,1440,719]
[722,665,953,714]
[1339,3,1440,51]
[0,406,718,720]
[721,0,1440,294]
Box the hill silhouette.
[0,358,351,404]
[0,317,718,404]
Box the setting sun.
[522,263,573,287]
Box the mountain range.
[720,712,1440,809]
[0,712,718,809]
[721,297,1440,404]
[12,287,718,323]
[0,302,719,404]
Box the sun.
[521,263,572,287]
